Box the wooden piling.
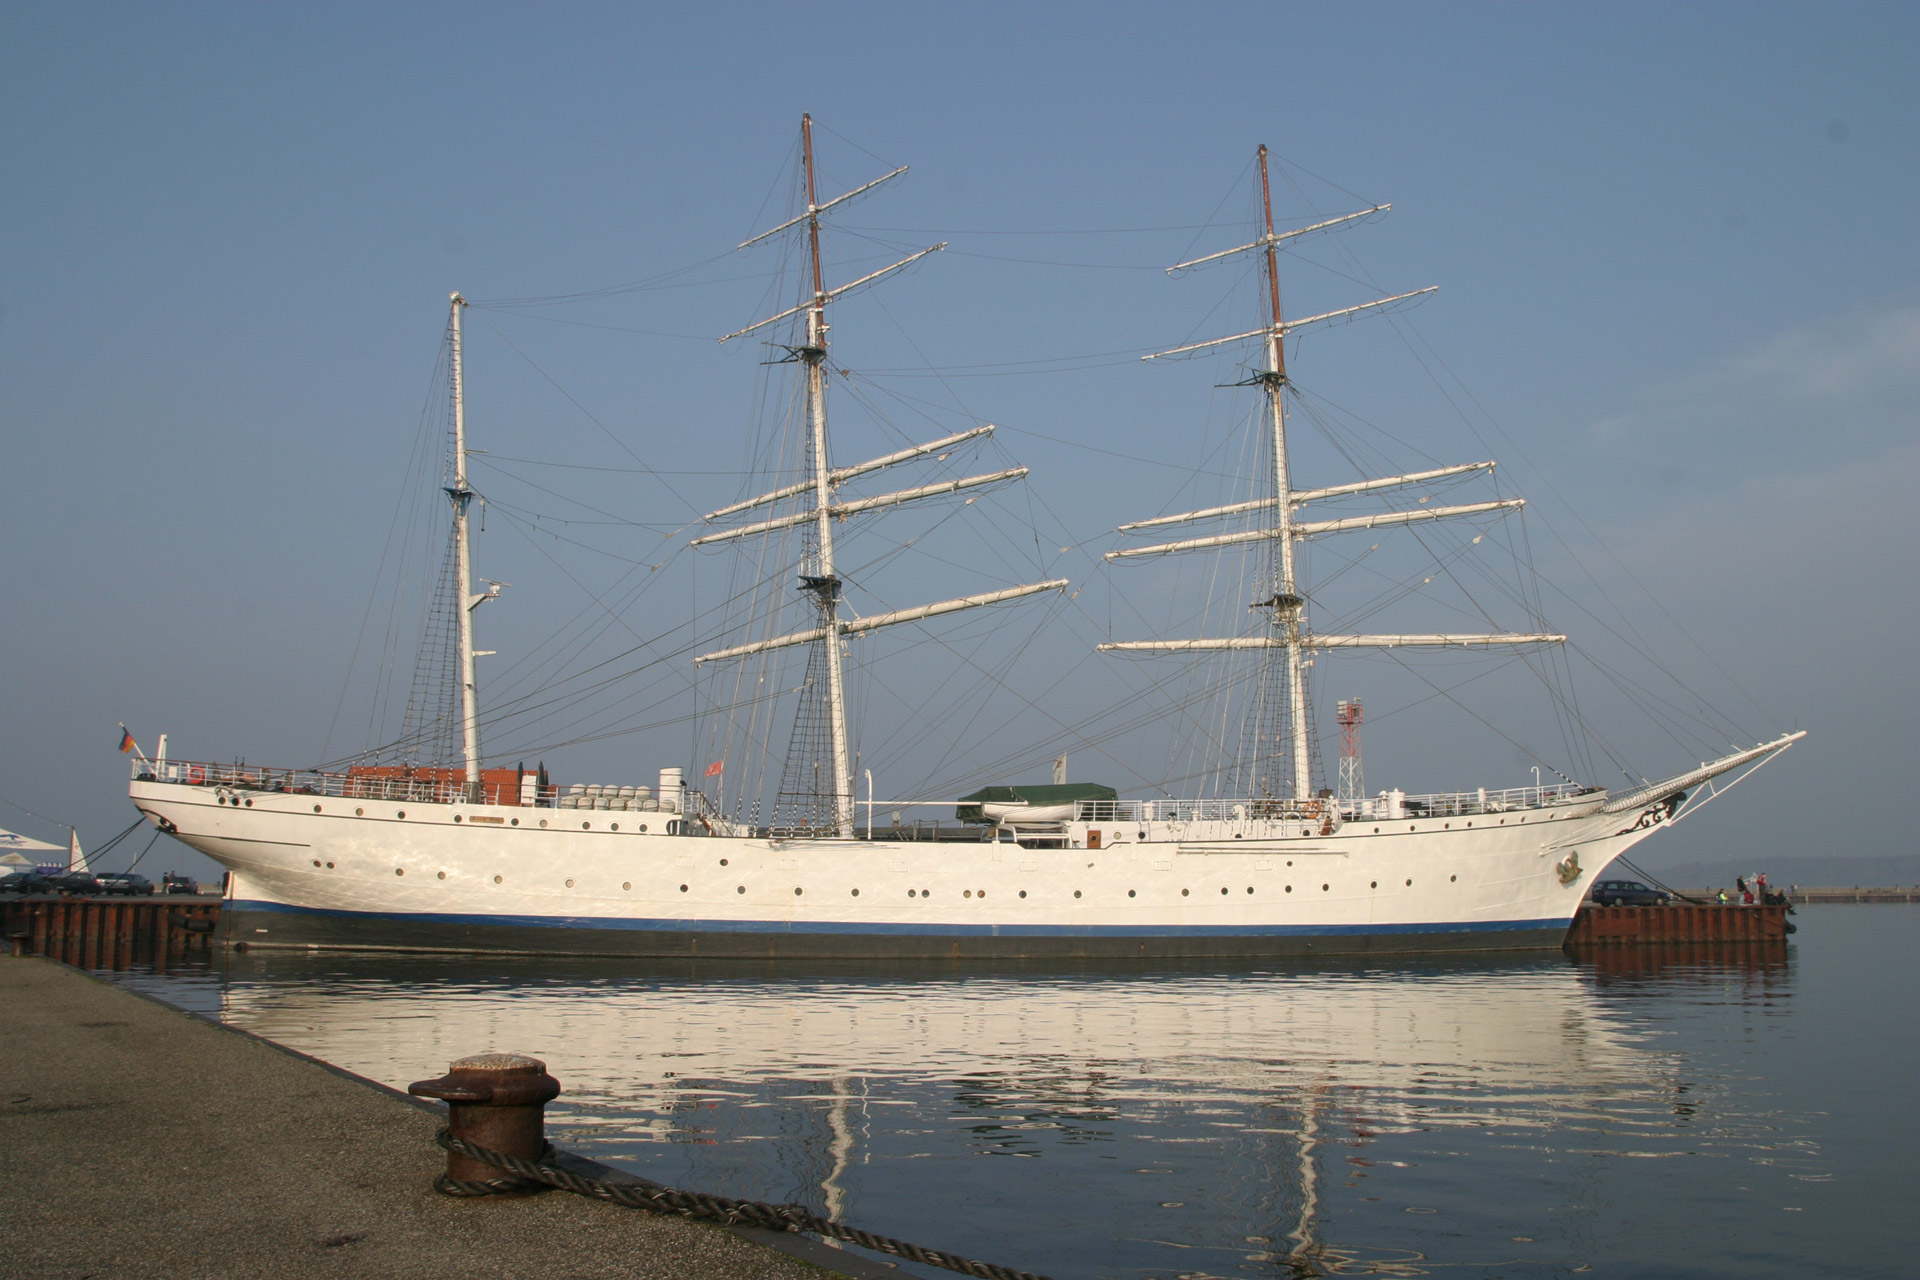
[1565,902,1791,945]
[1,896,222,970]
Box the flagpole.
[118,723,150,767]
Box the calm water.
[106,907,1916,1280]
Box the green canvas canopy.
[955,782,1116,824]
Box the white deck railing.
[130,758,720,815]
[136,760,1599,832]
[1070,782,1596,826]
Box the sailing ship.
[126,121,1801,958]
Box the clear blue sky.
[3,2,1914,880]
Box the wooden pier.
[1786,887,1919,903]
[1565,902,1791,945]
[2,896,222,969]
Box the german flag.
[118,727,137,755]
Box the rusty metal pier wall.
[3,897,222,969]
[1566,902,1790,945]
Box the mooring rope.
[434,1128,1052,1280]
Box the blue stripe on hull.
[232,898,1565,939]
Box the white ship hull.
[129,775,1667,958]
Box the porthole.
[922,889,931,898]
[581,822,591,830]
[639,824,648,833]
[1286,860,1293,867]
[1406,878,1413,886]
[510,818,519,827]
[1444,823,1450,829]
[1466,821,1473,828]
[1499,818,1505,825]
[493,875,503,884]
[1181,888,1190,897]
[1286,885,1293,893]
[736,885,746,894]
[437,871,446,880]
[1321,883,1329,892]
[611,824,619,831]
[1373,827,1380,833]
[314,805,323,813]
[1370,881,1377,888]
[964,890,972,898]
[454,815,463,824]
[1220,887,1228,895]
[245,799,253,807]
[976,889,986,898]
[311,859,321,868]
[565,878,575,888]
[1137,831,1146,840]
[397,810,406,819]
[325,862,334,869]
[1450,874,1457,882]
[1018,890,1027,898]
[1128,889,1136,898]
[720,858,729,866]
[355,807,364,817]
[539,819,548,828]
[793,887,803,896]
[1409,824,1416,831]
[679,884,688,893]
[1074,890,1082,898]
[395,868,404,876]
[1246,886,1253,894]
[909,889,917,898]
[851,888,860,897]
[622,882,631,891]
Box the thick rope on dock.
[434,1127,1053,1280]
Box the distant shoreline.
[1676,887,1919,904]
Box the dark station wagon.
[1589,878,1672,907]
[96,872,156,896]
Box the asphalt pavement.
[0,955,887,1279]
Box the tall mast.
[707,121,1059,835]
[448,291,483,801]
[798,115,856,836]
[1257,146,1313,800]
[1113,158,1551,807]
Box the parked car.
[160,872,199,895]
[96,872,155,896]
[46,872,103,896]
[0,870,53,894]
[1590,878,1671,907]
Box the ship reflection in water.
[120,946,1815,1279]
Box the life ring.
[187,765,207,785]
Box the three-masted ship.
[126,123,1800,957]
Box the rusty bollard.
[409,1052,561,1195]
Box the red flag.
[118,728,136,754]
[704,760,724,777]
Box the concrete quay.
[0,956,878,1280]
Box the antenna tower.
[1336,699,1364,809]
